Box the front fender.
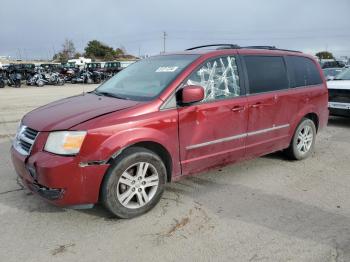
[79,124,181,179]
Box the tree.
[315,51,334,60]
[84,40,116,60]
[115,48,125,57]
[62,39,76,59]
[52,39,77,62]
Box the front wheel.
[101,147,166,218]
[285,118,316,160]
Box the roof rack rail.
[185,44,301,53]
[243,46,301,53]
[185,44,240,51]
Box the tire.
[101,147,166,218]
[37,80,44,87]
[0,80,4,88]
[58,79,65,86]
[285,118,316,160]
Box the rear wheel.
[285,118,316,160]
[101,147,166,218]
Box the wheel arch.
[106,141,173,183]
[304,112,319,132]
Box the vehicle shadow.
[262,151,291,161]
[328,116,350,128]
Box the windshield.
[96,55,199,101]
[335,68,350,80]
[323,68,344,77]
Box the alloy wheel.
[117,162,159,209]
[296,125,313,154]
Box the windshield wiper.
[91,90,128,100]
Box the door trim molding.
[186,124,290,150]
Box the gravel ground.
[0,84,350,262]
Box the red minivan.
[11,45,329,218]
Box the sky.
[1,0,350,60]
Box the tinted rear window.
[286,56,322,87]
[244,56,289,94]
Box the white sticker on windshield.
[155,66,178,73]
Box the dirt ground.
[0,84,350,261]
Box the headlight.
[44,131,87,155]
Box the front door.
[177,55,248,175]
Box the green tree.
[115,48,125,57]
[84,40,116,60]
[315,51,334,60]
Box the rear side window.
[286,56,322,87]
[244,56,289,94]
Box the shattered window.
[186,56,240,102]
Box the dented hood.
[22,93,140,131]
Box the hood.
[327,80,350,90]
[22,93,140,131]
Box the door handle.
[250,102,275,108]
[250,102,263,108]
[231,106,245,112]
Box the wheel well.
[110,141,173,183]
[304,113,319,132]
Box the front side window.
[186,56,241,102]
[244,56,289,94]
[96,55,199,101]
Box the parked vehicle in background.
[68,57,92,69]
[11,45,328,218]
[0,69,5,88]
[328,68,350,117]
[321,60,345,69]
[27,67,64,87]
[323,67,344,80]
[40,63,62,73]
[86,62,105,83]
[6,65,21,87]
[71,69,94,84]
[104,61,122,80]
[60,63,79,82]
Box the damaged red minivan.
[11,45,328,218]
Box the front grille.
[13,126,39,156]
[328,89,350,103]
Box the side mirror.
[181,85,205,104]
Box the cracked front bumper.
[11,146,110,207]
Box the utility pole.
[162,31,167,53]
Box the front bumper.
[11,146,110,207]
[328,102,350,117]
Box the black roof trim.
[185,44,240,51]
[185,44,301,53]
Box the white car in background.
[327,68,350,117]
